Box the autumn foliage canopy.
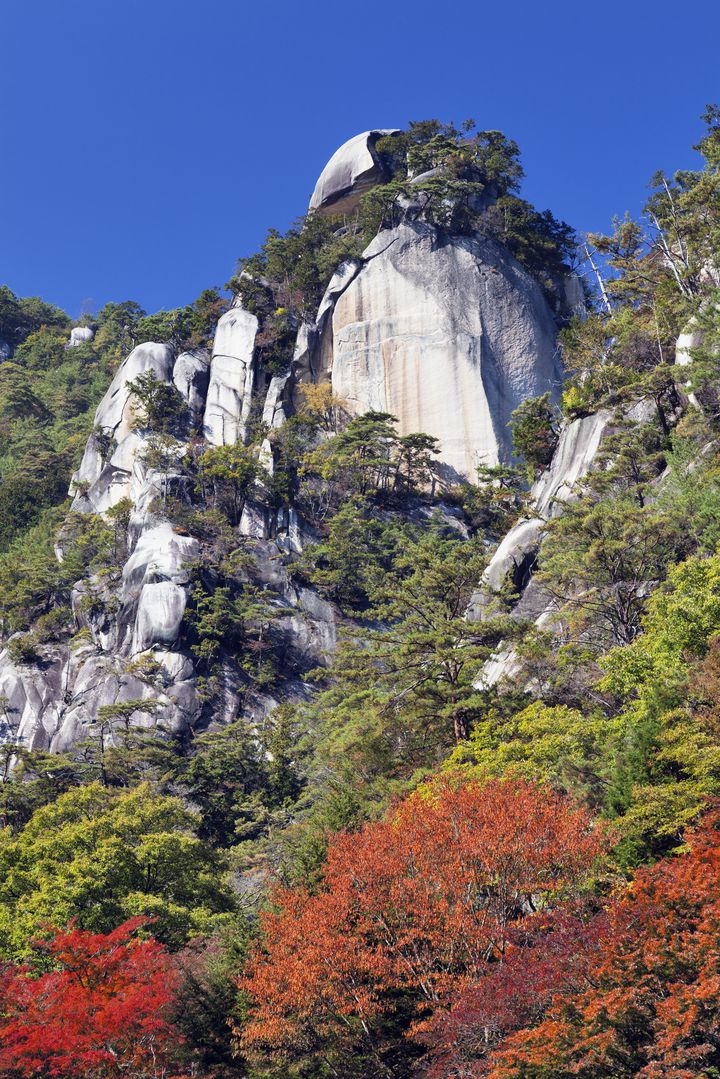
[238,777,606,1069]
[1,782,719,1077]
[479,806,720,1078]
[0,918,188,1078]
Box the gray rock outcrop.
[69,326,94,347]
[203,302,258,446]
[0,322,338,752]
[674,310,720,412]
[174,348,211,421]
[309,130,400,216]
[71,342,175,513]
[0,133,596,756]
[467,412,612,628]
[531,410,613,518]
[471,402,659,687]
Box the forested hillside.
[1,110,720,1077]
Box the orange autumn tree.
[479,805,720,1079]
[0,918,190,1078]
[237,777,606,1072]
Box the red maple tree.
[0,918,190,1078]
[238,776,606,1068]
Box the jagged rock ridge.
[0,129,587,752]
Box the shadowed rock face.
[309,130,400,216]
[298,220,564,481]
[174,349,210,422]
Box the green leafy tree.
[0,285,69,347]
[94,300,146,355]
[308,531,513,810]
[127,371,189,434]
[0,782,234,959]
[77,698,171,788]
[181,719,271,848]
[135,307,193,349]
[296,499,415,612]
[460,464,528,538]
[299,411,440,519]
[180,709,303,851]
[185,575,279,687]
[140,432,187,506]
[510,392,559,479]
[538,495,682,648]
[196,442,260,526]
[0,749,85,830]
[0,363,51,422]
[448,700,614,810]
[231,212,363,320]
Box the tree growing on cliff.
[127,371,189,435]
[510,392,559,480]
[303,529,514,817]
[538,494,682,648]
[196,442,260,526]
[299,411,441,518]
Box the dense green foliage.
[510,392,559,479]
[0,319,109,549]
[0,783,233,959]
[0,285,226,555]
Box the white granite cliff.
[0,129,598,752]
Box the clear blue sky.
[2,0,719,319]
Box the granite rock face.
[297,220,564,481]
[120,523,199,652]
[309,130,400,216]
[203,302,258,446]
[71,342,175,514]
[0,133,605,754]
[467,415,613,630]
[0,319,337,752]
[532,410,613,518]
[69,326,94,347]
[174,348,211,420]
[472,403,659,687]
